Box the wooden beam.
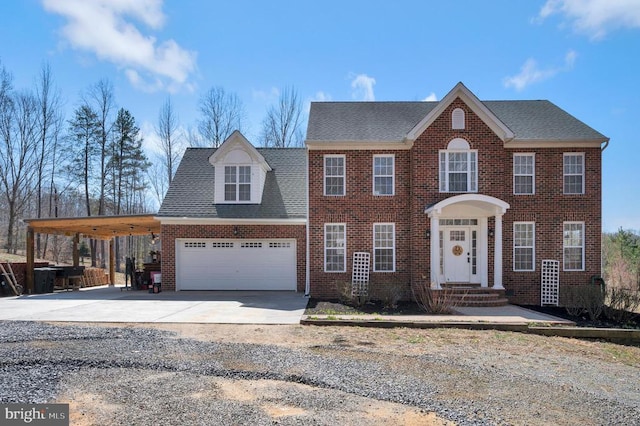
[109,238,115,286]
[73,233,79,267]
[26,227,34,294]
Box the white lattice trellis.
[351,252,370,296]
[541,259,560,306]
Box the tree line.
[0,60,305,268]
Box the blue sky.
[0,0,639,231]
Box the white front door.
[444,228,471,282]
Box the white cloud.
[313,91,332,102]
[350,73,376,101]
[423,92,437,102]
[42,0,197,92]
[538,0,640,40]
[504,50,577,91]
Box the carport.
[22,214,160,294]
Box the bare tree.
[155,96,182,187]
[0,84,39,253]
[197,87,245,147]
[68,104,100,265]
[260,86,304,147]
[34,63,63,257]
[87,80,115,266]
[147,158,169,208]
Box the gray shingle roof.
[306,100,607,142]
[158,148,306,219]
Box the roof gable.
[209,130,272,171]
[158,147,306,219]
[406,82,515,142]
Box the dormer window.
[452,108,465,130]
[210,130,271,204]
[225,166,251,201]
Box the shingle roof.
[306,100,607,142]
[158,148,306,219]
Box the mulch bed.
[521,305,640,329]
[305,298,424,316]
[305,298,640,329]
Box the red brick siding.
[308,98,602,305]
[160,224,306,292]
[309,150,412,298]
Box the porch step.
[435,285,508,307]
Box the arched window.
[452,108,465,130]
[439,138,477,193]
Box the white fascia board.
[504,139,607,149]
[306,140,413,150]
[209,130,272,171]
[156,217,306,225]
[406,82,515,142]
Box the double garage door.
[176,239,297,291]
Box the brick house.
[158,82,608,306]
[158,131,307,292]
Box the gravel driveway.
[1,321,639,425]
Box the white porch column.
[493,213,504,289]
[430,214,441,289]
[479,217,488,288]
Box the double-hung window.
[513,222,535,271]
[224,166,251,202]
[373,223,395,272]
[513,153,535,194]
[324,155,345,196]
[563,222,585,271]
[439,139,477,193]
[324,223,346,272]
[373,155,394,195]
[563,153,584,194]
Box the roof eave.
[504,138,608,148]
[156,217,307,225]
[305,139,414,150]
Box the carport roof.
[23,214,160,240]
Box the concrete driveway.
[0,286,309,324]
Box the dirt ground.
[50,322,636,426]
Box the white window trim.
[452,108,465,130]
[372,154,395,196]
[324,155,345,196]
[224,165,252,203]
[513,153,535,195]
[563,221,585,271]
[324,223,346,272]
[563,153,585,195]
[373,223,396,272]
[513,222,535,272]
[439,149,478,193]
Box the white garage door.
[176,239,297,290]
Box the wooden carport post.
[109,238,115,286]
[72,233,79,267]
[26,227,34,294]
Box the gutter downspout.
[305,146,310,297]
[600,137,609,277]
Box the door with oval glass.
[444,228,471,282]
